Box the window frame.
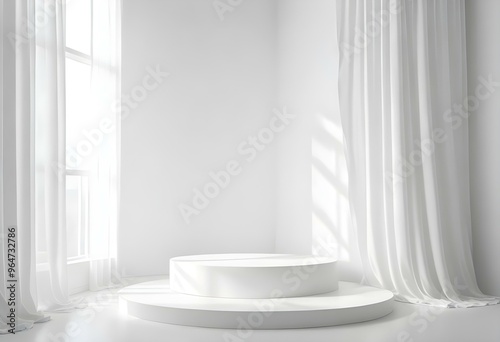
[64,0,93,263]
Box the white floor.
[4,277,500,342]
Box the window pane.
[66,0,91,55]
[66,58,93,169]
[66,175,89,259]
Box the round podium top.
[170,253,336,268]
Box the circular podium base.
[119,279,394,329]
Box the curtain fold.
[33,0,77,312]
[1,0,49,333]
[87,0,121,291]
[337,0,499,307]
[34,0,122,300]
[1,0,121,333]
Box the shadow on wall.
[312,111,363,282]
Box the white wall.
[120,0,364,280]
[274,0,500,288]
[275,0,363,281]
[466,0,500,296]
[119,0,279,277]
[120,0,499,291]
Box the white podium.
[170,253,338,298]
[119,253,394,329]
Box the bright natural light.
[65,0,93,261]
[65,0,91,55]
[65,58,92,153]
[2,0,500,339]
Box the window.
[66,173,89,260]
[65,0,92,262]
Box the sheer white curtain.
[337,0,499,307]
[33,0,76,312]
[34,0,122,302]
[88,0,121,291]
[1,0,120,333]
[1,0,49,333]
